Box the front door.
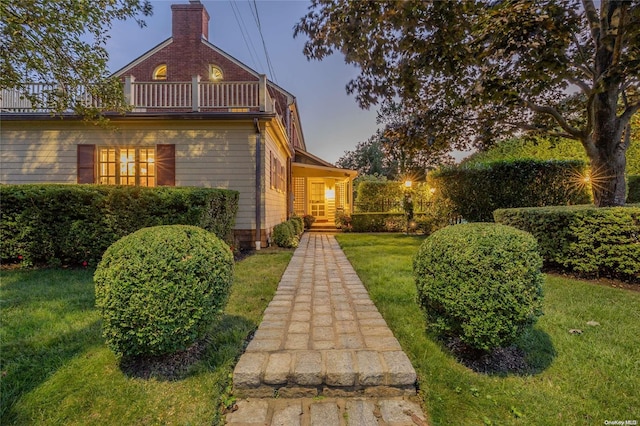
[309,180,327,220]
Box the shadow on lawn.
[0,269,100,425]
[0,320,102,425]
[439,326,556,377]
[120,314,256,381]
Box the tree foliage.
[336,132,390,177]
[464,136,640,175]
[295,0,640,206]
[1,0,152,117]
[336,116,454,180]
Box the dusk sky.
[104,0,381,165]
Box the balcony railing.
[0,75,275,114]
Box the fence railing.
[0,75,273,113]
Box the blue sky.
[104,0,381,164]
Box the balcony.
[0,75,276,114]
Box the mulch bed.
[119,339,209,381]
[445,337,529,375]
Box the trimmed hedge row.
[494,205,640,282]
[355,181,435,213]
[351,213,406,232]
[0,184,239,267]
[272,217,304,248]
[351,212,454,235]
[431,160,592,222]
[629,176,640,203]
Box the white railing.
[199,81,260,109]
[132,81,192,109]
[0,83,106,112]
[1,75,273,113]
[1,83,57,112]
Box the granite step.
[225,396,428,426]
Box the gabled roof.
[112,37,296,101]
[294,148,335,168]
[111,38,174,78]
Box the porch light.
[325,188,335,199]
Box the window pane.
[98,147,155,187]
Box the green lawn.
[336,233,640,426]
[0,249,293,426]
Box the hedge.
[431,160,592,222]
[272,217,303,248]
[0,184,239,267]
[351,213,406,232]
[494,205,640,282]
[351,210,457,234]
[628,176,640,203]
[355,181,435,213]
[414,223,544,352]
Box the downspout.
[254,118,262,250]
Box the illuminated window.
[209,65,223,81]
[98,147,155,186]
[152,64,167,80]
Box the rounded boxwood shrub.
[414,223,544,352]
[94,225,234,357]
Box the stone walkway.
[228,233,427,425]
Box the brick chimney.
[171,0,210,41]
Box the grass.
[335,233,640,426]
[0,248,293,425]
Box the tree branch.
[568,77,592,95]
[582,0,601,44]
[505,121,579,140]
[521,99,584,139]
[619,100,640,127]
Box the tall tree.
[336,132,390,177]
[336,127,453,180]
[295,0,640,206]
[1,0,152,117]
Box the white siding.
[263,130,288,234]
[0,120,258,230]
[0,123,83,183]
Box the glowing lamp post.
[403,180,414,234]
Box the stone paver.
[233,233,417,396]
[226,397,429,426]
[228,233,426,425]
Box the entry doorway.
[309,180,327,220]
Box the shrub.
[356,181,404,212]
[302,214,316,229]
[494,205,640,282]
[628,176,640,203]
[335,211,352,230]
[355,181,435,213]
[414,223,544,352]
[94,225,234,357]
[272,221,299,248]
[351,210,453,234]
[431,160,591,222]
[351,213,402,232]
[290,215,304,236]
[0,184,238,267]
